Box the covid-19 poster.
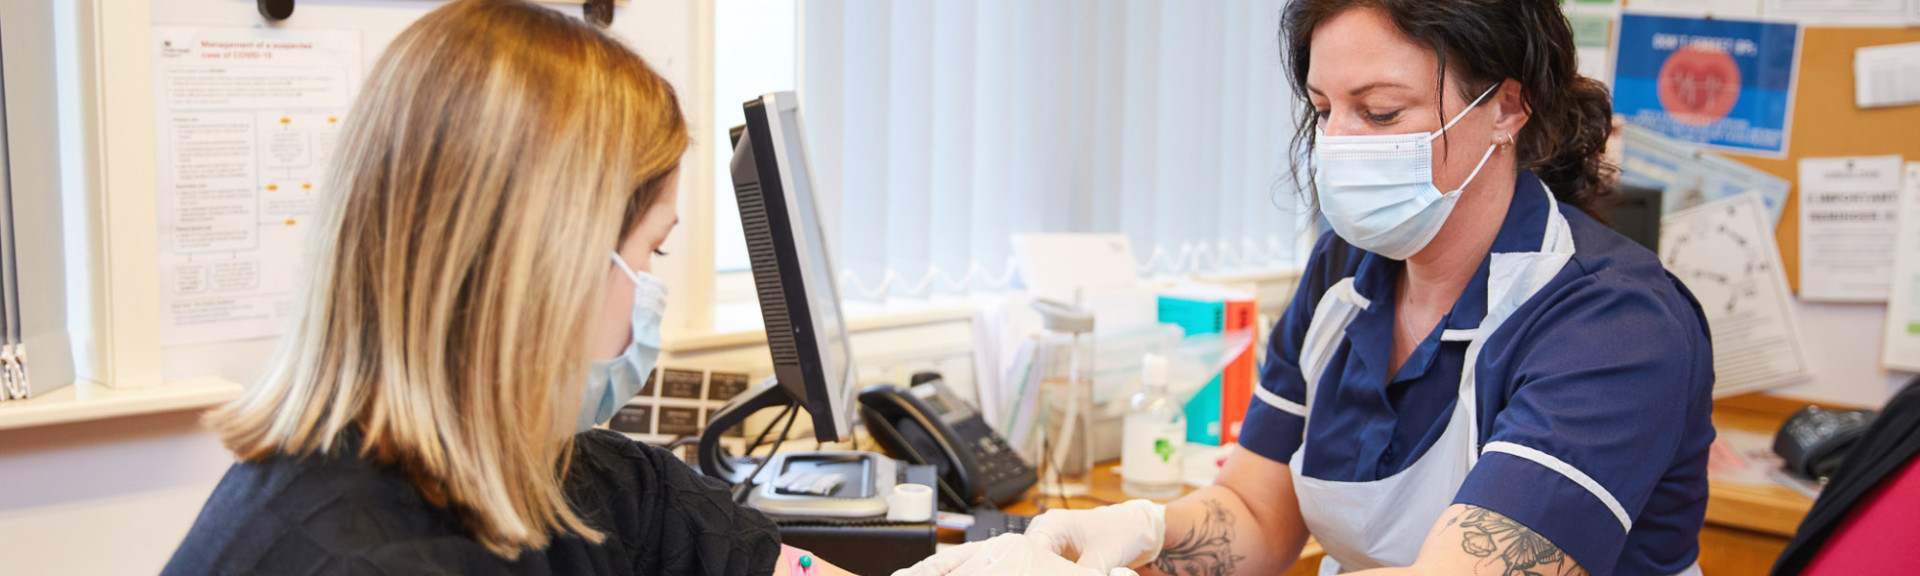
[1613,13,1801,158]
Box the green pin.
[800,556,813,569]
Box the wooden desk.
[1698,394,1826,576]
[976,462,1325,576]
[955,394,1822,576]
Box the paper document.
[1001,336,1046,459]
[1855,41,1920,109]
[1660,192,1811,396]
[151,28,361,346]
[1013,234,1139,303]
[1798,156,1904,303]
[1707,428,1792,489]
[1624,0,1761,18]
[1568,11,1615,84]
[1883,162,1920,372]
[1765,0,1911,27]
[1619,125,1792,225]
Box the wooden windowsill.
[665,304,976,353]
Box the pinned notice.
[1660,192,1811,396]
[1855,41,1920,109]
[1883,163,1920,372]
[152,27,361,346]
[1613,12,1801,157]
[1798,156,1905,304]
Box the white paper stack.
[1855,41,1920,109]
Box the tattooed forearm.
[1153,499,1247,576]
[1448,505,1589,576]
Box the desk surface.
[954,393,1817,574]
[983,461,1325,576]
[1707,394,1821,537]
[997,462,1179,516]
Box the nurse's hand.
[891,534,1138,576]
[1024,499,1167,572]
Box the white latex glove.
[1024,499,1167,572]
[891,534,1139,576]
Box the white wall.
[0,412,234,575]
[1770,302,1916,407]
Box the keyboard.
[964,509,1033,542]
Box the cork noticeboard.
[1709,27,1920,292]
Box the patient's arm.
[1138,447,1311,576]
[773,544,860,576]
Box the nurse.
[903,1,1715,575]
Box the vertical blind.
[0,30,76,401]
[0,54,28,400]
[798,0,1305,302]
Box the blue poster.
[1612,13,1801,157]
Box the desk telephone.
[859,373,1038,511]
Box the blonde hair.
[207,0,687,557]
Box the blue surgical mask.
[1312,85,1500,260]
[577,252,666,433]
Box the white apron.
[1286,185,1578,574]
[1274,187,1704,575]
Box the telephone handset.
[859,374,1037,511]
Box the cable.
[726,402,795,499]
[1040,434,1071,512]
[734,403,802,504]
[744,403,799,459]
[719,402,798,478]
[662,436,703,462]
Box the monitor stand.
[697,377,900,519]
[698,374,797,481]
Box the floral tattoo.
[1153,499,1247,576]
[1449,506,1588,576]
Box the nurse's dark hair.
[1281,0,1617,218]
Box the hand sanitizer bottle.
[1123,353,1186,499]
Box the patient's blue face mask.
[1312,84,1500,260]
[576,252,666,434]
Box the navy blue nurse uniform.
[1238,171,1716,576]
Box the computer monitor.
[1606,183,1663,254]
[722,91,857,443]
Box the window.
[703,1,1308,321]
[799,0,1306,305]
[712,0,798,276]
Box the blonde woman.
[163,2,850,574]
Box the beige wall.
[0,412,232,574]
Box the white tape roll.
[886,483,936,522]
